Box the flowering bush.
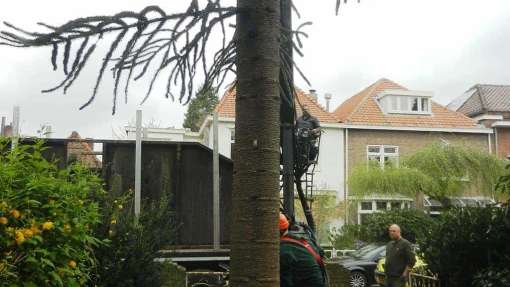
[0,139,106,286]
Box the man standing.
[385,224,416,287]
[279,214,326,287]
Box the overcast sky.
[1,0,509,139]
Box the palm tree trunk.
[230,1,281,287]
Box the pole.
[213,112,220,250]
[12,106,20,149]
[135,109,142,222]
[1,116,5,136]
[281,0,295,220]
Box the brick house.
[332,78,493,223]
[448,84,510,159]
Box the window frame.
[367,145,399,168]
[385,95,432,115]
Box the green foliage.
[92,189,177,287]
[183,86,219,132]
[0,138,106,286]
[329,209,435,248]
[349,165,433,198]
[473,268,510,287]
[496,163,510,202]
[349,143,506,200]
[329,224,364,250]
[419,207,510,287]
[405,143,504,199]
[359,209,436,243]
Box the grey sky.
[1,0,509,139]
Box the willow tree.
[0,1,357,286]
[349,143,506,209]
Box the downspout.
[495,127,499,157]
[488,133,492,154]
[344,128,349,224]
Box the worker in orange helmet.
[279,213,326,287]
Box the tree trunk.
[230,1,281,287]
[415,191,425,210]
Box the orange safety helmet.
[279,213,289,231]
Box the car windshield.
[351,244,383,260]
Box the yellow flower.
[110,219,117,225]
[15,231,25,245]
[22,229,34,238]
[0,202,7,211]
[68,260,77,269]
[118,204,123,210]
[64,224,71,232]
[30,224,41,235]
[0,217,8,225]
[42,221,54,231]
[10,209,20,219]
[108,230,113,236]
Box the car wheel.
[349,271,367,287]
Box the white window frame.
[376,90,433,115]
[357,199,412,224]
[386,95,431,114]
[367,145,399,168]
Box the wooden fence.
[409,272,440,287]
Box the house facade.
[200,88,346,198]
[332,78,493,223]
[448,84,510,159]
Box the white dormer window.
[377,89,433,115]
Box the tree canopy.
[182,86,218,132]
[349,143,506,200]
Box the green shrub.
[473,268,510,287]
[329,224,365,250]
[92,188,177,287]
[360,209,435,243]
[329,209,435,249]
[419,207,510,287]
[0,139,106,286]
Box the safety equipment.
[279,213,289,231]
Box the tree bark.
[230,1,281,287]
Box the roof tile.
[332,78,478,129]
[215,87,338,123]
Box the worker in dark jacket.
[385,224,416,287]
[296,104,321,164]
[279,214,325,287]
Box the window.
[367,145,399,168]
[411,98,419,111]
[230,129,235,143]
[382,95,431,114]
[361,202,373,210]
[390,202,402,210]
[357,199,412,224]
[376,201,388,210]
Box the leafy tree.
[182,87,218,132]
[349,143,506,207]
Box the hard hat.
[279,213,289,231]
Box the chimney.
[85,138,94,150]
[309,89,318,102]
[324,93,332,112]
[1,117,5,136]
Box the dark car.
[332,243,386,287]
